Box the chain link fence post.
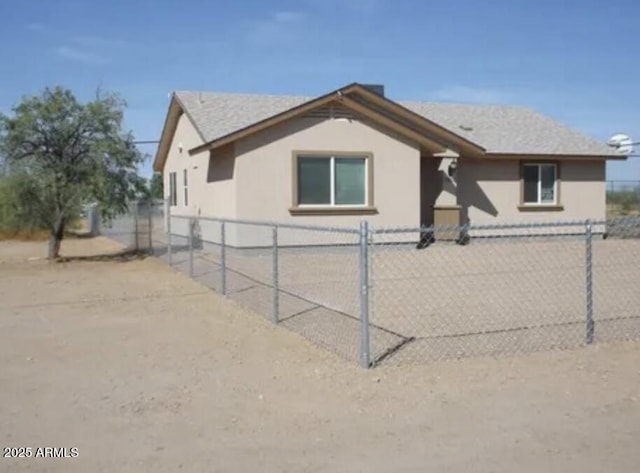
[132,200,139,252]
[166,198,172,265]
[147,200,152,254]
[220,221,227,295]
[585,219,594,344]
[272,224,279,324]
[359,220,371,369]
[188,217,194,278]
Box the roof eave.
[345,83,486,156]
[187,82,487,157]
[153,93,210,172]
[152,96,182,173]
[188,84,363,156]
[483,152,627,161]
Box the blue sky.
[0,0,638,180]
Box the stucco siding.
[457,158,606,234]
[164,113,236,223]
[163,112,205,216]
[560,160,606,220]
[232,117,422,246]
[201,144,237,219]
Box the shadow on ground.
[56,249,151,263]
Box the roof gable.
[154,83,623,172]
[187,84,481,157]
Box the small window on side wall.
[522,163,557,205]
[183,169,188,207]
[169,172,177,206]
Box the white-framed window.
[297,155,369,207]
[523,163,557,205]
[169,172,177,206]
[183,169,188,207]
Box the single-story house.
[153,83,625,245]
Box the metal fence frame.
[104,200,640,368]
[159,208,640,368]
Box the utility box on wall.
[433,205,461,241]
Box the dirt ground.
[1,237,640,472]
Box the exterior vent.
[305,103,359,120]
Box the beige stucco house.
[154,83,624,245]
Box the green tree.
[149,172,164,200]
[0,87,145,258]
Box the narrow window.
[183,169,188,207]
[169,172,177,206]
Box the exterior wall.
[163,112,607,246]
[457,158,606,235]
[164,113,237,243]
[163,112,206,216]
[232,117,422,246]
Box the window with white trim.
[183,169,188,207]
[523,163,557,204]
[297,155,368,206]
[169,172,177,206]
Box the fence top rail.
[371,218,619,235]
[168,212,639,235]
[170,214,360,234]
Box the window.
[522,163,557,205]
[297,155,368,206]
[183,169,189,207]
[169,172,177,206]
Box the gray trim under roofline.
[483,152,626,160]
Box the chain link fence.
[607,180,640,218]
[103,201,640,368]
[99,200,166,254]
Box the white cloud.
[54,35,126,66]
[430,85,514,104]
[305,0,381,15]
[273,11,306,23]
[247,11,307,44]
[72,35,128,48]
[56,46,108,65]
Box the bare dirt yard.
[1,237,640,472]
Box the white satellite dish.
[607,133,634,155]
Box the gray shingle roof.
[400,101,615,156]
[175,90,617,157]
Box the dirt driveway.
[1,238,639,472]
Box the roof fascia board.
[188,85,361,156]
[152,97,182,172]
[337,95,447,154]
[484,152,626,161]
[346,85,486,156]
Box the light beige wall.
[163,112,205,217]
[164,113,237,243]
[202,144,237,219]
[232,116,422,245]
[457,158,606,234]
